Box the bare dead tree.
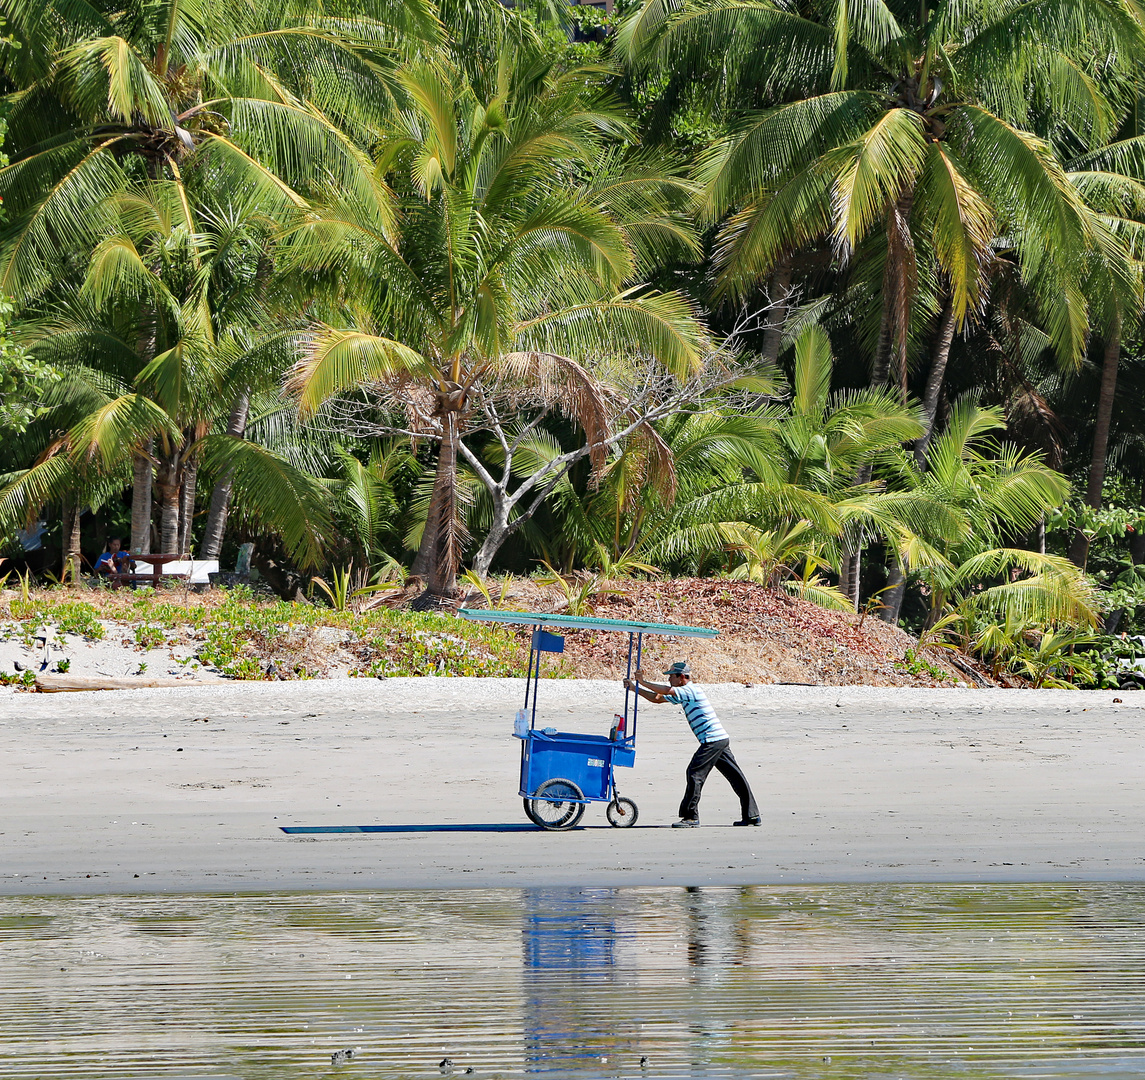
[320,332,781,580]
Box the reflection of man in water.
[624,660,761,828]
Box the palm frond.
[197,434,332,569]
[287,329,433,416]
[67,394,180,471]
[784,574,853,609]
[953,548,1100,628]
[515,291,709,378]
[792,324,832,416]
[831,109,929,250]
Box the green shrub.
[1,594,528,682]
[895,647,950,681]
[134,625,168,650]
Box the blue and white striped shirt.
[666,683,728,744]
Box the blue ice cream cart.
[457,609,719,830]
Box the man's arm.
[622,677,667,703]
[633,669,673,694]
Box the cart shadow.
[279,824,659,834]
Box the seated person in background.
[94,537,134,576]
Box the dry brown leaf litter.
[456,577,990,688]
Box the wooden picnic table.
[109,553,190,589]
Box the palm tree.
[570,325,953,604]
[284,55,710,603]
[1059,138,1145,567]
[895,401,1091,628]
[0,0,434,551]
[537,408,787,574]
[2,179,332,568]
[623,0,1143,384]
[330,441,419,569]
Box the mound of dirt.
[462,577,990,688]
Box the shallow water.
[4,884,1145,1078]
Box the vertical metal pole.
[522,630,537,792]
[530,625,542,730]
[631,633,643,742]
[624,632,635,721]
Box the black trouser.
[679,739,759,821]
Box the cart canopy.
[457,608,718,638]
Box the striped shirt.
[665,683,728,744]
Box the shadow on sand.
[278,823,665,834]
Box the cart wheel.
[606,798,639,828]
[528,779,585,831]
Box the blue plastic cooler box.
[520,730,636,801]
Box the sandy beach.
[1,679,1142,894]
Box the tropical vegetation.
[3,0,1145,685]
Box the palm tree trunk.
[178,458,197,555]
[879,297,958,623]
[841,468,870,609]
[840,550,860,610]
[889,192,915,399]
[130,299,160,556]
[131,443,153,555]
[199,388,251,560]
[1069,320,1121,568]
[914,295,957,466]
[871,281,894,388]
[872,192,915,390]
[759,260,793,365]
[417,406,465,604]
[860,198,915,609]
[839,528,862,611]
[61,497,82,582]
[880,559,906,623]
[155,454,181,554]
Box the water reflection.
[2,885,1145,1077]
[523,888,622,1072]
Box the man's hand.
[622,678,634,691]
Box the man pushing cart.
[625,661,761,828]
[458,608,760,830]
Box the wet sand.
[1,680,1142,894]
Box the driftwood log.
[35,673,223,693]
[947,653,995,688]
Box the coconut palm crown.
[0,0,440,300]
[284,54,710,601]
[623,0,1145,380]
